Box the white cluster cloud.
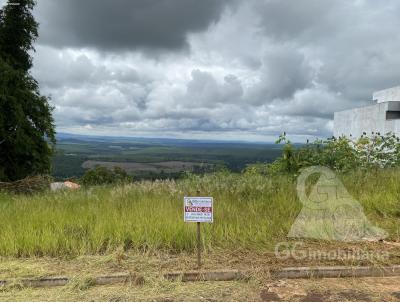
[5,0,398,141]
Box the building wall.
[333,101,400,137]
[334,103,387,137]
[373,86,400,103]
[334,86,400,138]
[384,119,400,134]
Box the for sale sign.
[184,197,213,223]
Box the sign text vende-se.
[184,197,213,223]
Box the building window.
[386,111,400,120]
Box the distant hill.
[53,133,283,180]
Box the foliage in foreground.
[0,0,56,181]
[0,170,398,257]
[246,132,400,175]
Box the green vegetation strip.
[0,171,399,257]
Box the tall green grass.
[0,170,398,257]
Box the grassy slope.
[0,170,398,257]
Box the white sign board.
[184,197,213,223]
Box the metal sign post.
[197,222,201,268]
[184,195,213,269]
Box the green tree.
[0,0,55,181]
[81,166,133,186]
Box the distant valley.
[52,133,283,180]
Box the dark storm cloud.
[254,0,400,104]
[35,0,234,51]
[21,0,400,140]
[249,46,314,103]
[255,0,337,41]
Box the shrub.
[81,166,132,186]
[245,132,400,175]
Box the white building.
[334,86,400,138]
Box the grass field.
[0,170,399,257]
[81,160,214,174]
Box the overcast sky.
[2,0,400,142]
